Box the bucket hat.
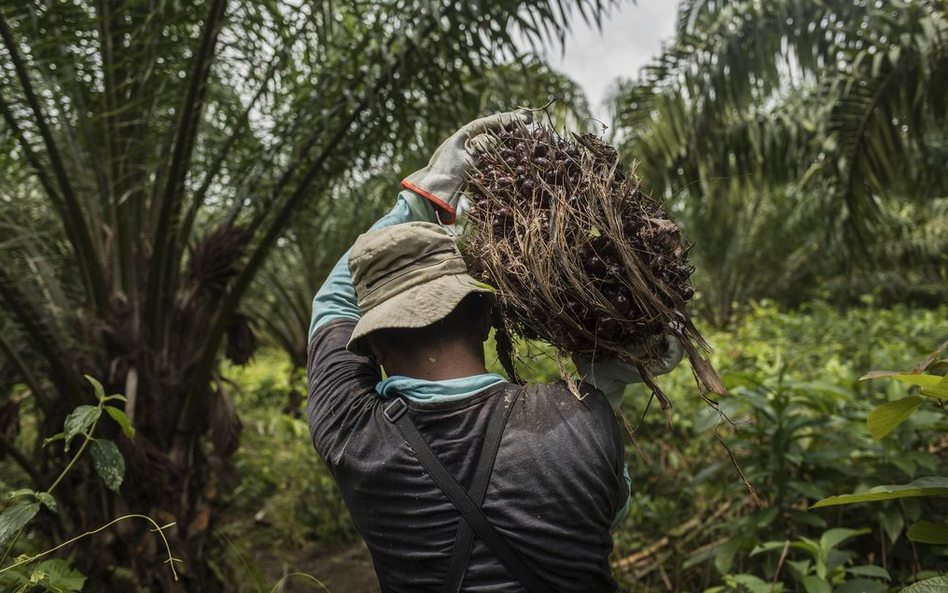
[346,222,494,356]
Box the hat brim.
[347,273,495,357]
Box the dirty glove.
[402,109,533,224]
[575,336,685,410]
[400,190,439,224]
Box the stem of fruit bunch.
[0,401,104,566]
[518,98,556,113]
[714,427,764,509]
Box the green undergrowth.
[213,350,356,590]
[607,301,948,592]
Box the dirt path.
[255,540,380,593]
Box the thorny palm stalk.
[0,0,613,589]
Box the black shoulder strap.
[384,390,555,593]
[443,386,520,593]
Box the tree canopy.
[608,0,948,323]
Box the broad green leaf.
[861,372,938,387]
[90,440,125,492]
[869,374,948,399]
[833,579,888,593]
[105,406,136,440]
[7,489,34,500]
[890,455,917,477]
[847,565,890,580]
[786,559,811,580]
[63,405,100,451]
[925,375,948,399]
[714,537,742,575]
[729,574,778,593]
[901,576,948,593]
[84,375,106,401]
[826,549,852,574]
[750,540,788,556]
[0,502,40,544]
[34,493,57,513]
[812,477,948,508]
[36,559,85,592]
[820,528,870,552]
[867,396,924,440]
[907,521,948,544]
[896,374,940,389]
[881,505,904,545]
[790,537,821,556]
[801,575,831,593]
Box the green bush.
[609,301,948,591]
[222,352,356,548]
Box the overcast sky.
[532,0,680,123]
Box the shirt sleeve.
[308,190,437,336]
[610,465,632,531]
[306,318,381,466]
[577,383,633,531]
[306,191,437,464]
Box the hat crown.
[349,222,467,313]
[345,222,495,356]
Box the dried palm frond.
[224,312,257,366]
[184,225,251,296]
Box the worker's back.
[307,319,627,593]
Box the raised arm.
[310,109,532,336]
[309,191,437,337]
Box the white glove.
[401,109,533,223]
[575,336,684,410]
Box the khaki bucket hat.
[346,222,494,356]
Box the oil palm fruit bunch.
[461,123,726,403]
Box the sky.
[531,0,680,123]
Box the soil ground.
[254,541,380,593]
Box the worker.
[307,110,683,592]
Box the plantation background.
[0,0,946,592]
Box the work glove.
[401,190,439,224]
[575,336,685,411]
[402,109,533,224]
